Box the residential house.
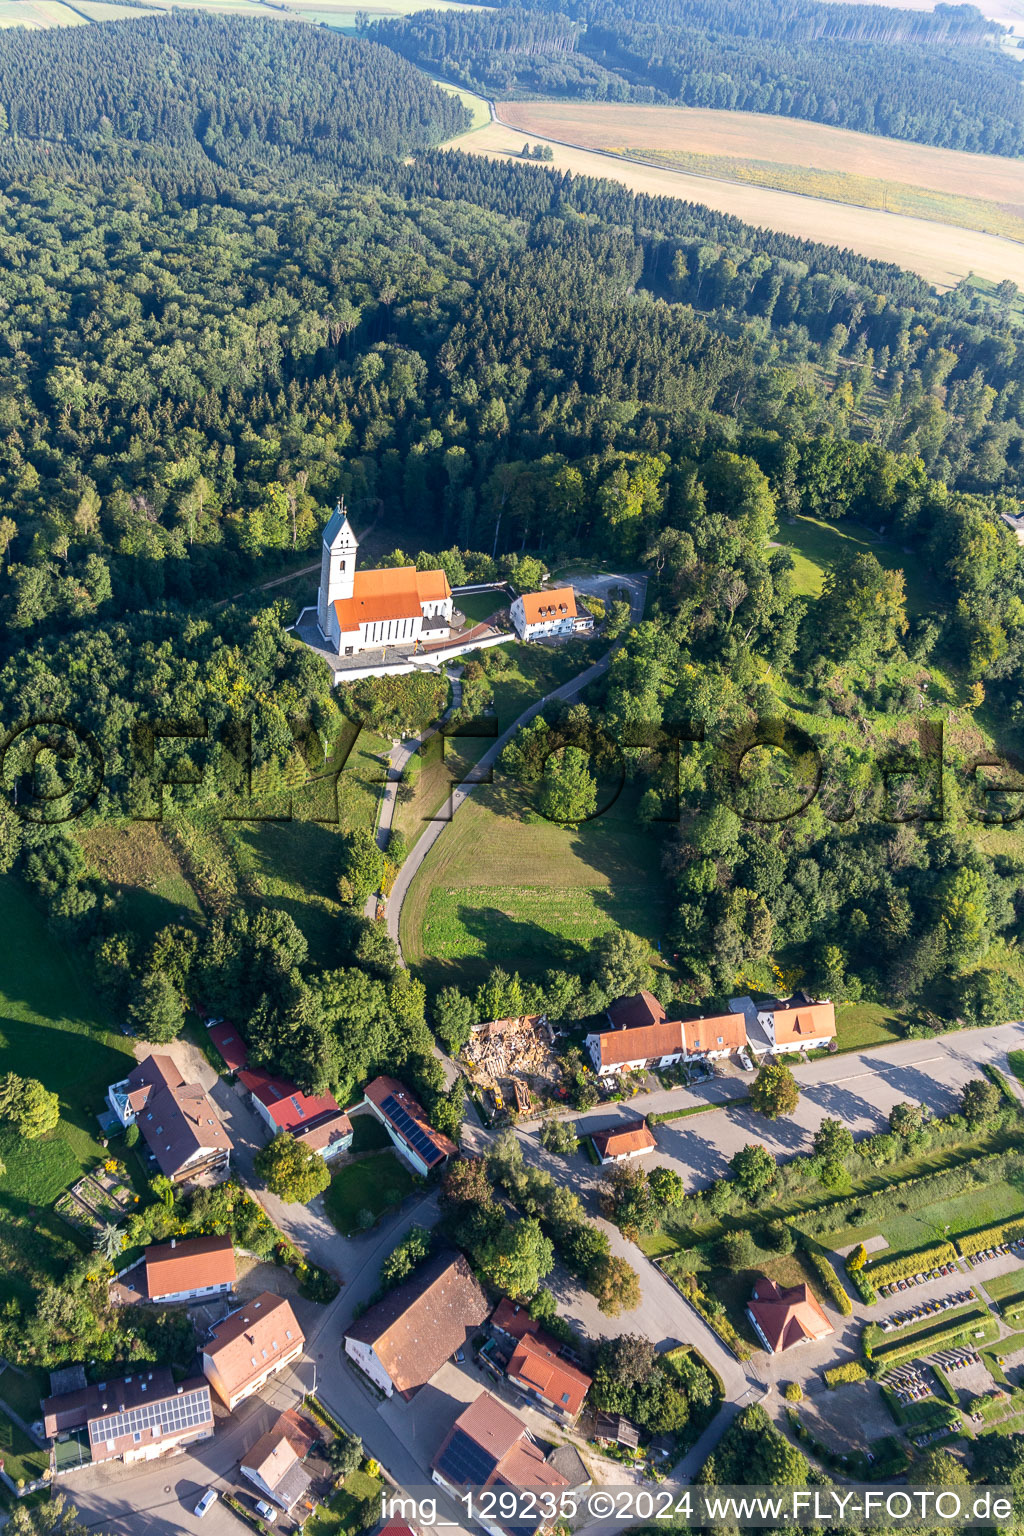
[432,1392,569,1536]
[511,587,579,642]
[363,1076,457,1176]
[240,1409,317,1512]
[761,994,836,1054]
[586,992,747,1077]
[746,1278,834,1354]
[41,1368,214,1465]
[144,1234,236,1304]
[202,1292,304,1410]
[506,1332,591,1424]
[591,1119,657,1164]
[344,1251,488,1398]
[107,1055,232,1184]
[239,1066,353,1159]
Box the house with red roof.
[238,1067,352,1159]
[506,1332,591,1424]
[207,1021,248,1074]
[363,1076,456,1176]
[746,1278,834,1354]
[585,991,747,1076]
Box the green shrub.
[864,1241,956,1289]
[784,1381,803,1402]
[802,1244,853,1316]
[824,1361,869,1388]
[845,1261,878,1306]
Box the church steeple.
[317,499,358,633]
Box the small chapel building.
[315,503,454,656]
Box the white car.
[254,1501,278,1523]
[194,1491,218,1519]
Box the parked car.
[254,1501,277,1523]
[195,1492,218,1519]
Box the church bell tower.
[317,499,358,634]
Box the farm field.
[0,0,85,23]
[497,103,1024,212]
[452,118,1024,289]
[400,781,669,989]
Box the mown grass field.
[833,1003,905,1052]
[324,1150,418,1235]
[825,1176,1024,1259]
[774,515,929,616]
[401,780,669,989]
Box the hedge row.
[869,1307,995,1372]
[803,1246,853,1317]
[799,1148,1024,1241]
[824,1361,868,1388]
[864,1241,957,1289]
[956,1219,1024,1258]
[303,1393,344,1439]
[845,1262,878,1306]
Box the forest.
[0,12,1021,1094]
[372,0,1024,153]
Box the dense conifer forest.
[373,0,1024,153]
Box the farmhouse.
[591,1119,657,1164]
[144,1234,236,1304]
[314,503,453,656]
[241,1409,317,1512]
[363,1075,457,1175]
[506,1332,591,1424]
[344,1251,488,1398]
[746,1278,834,1354]
[238,1066,353,1159]
[511,586,587,641]
[107,1055,232,1184]
[202,1293,304,1410]
[432,1391,569,1534]
[586,992,747,1076]
[41,1368,214,1465]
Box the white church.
[314,502,454,657]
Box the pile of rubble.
[464,1014,554,1078]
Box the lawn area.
[982,1270,1024,1307]
[391,732,492,850]
[774,515,927,617]
[454,590,509,624]
[348,1113,392,1153]
[324,1151,419,1235]
[824,1177,1024,1259]
[834,1002,904,1051]
[306,1469,383,1536]
[0,876,133,1226]
[401,781,669,989]
[0,1365,50,1424]
[0,1405,50,1487]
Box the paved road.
[386,574,647,952]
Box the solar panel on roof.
[437,1428,498,1488]
[380,1094,442,1165]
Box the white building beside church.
[315,502,453,656]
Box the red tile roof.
[748,1278,833,1352]
[204,1293,304,1402]
[607,990,665,1031]
[364,1076,457,1167]
[771,1001,836,1046]
[333,567,451,632]
[490,1298,542,1341]
[507,1333,591,1418]
[433,1391,570,1495]
[145,1234,236,1300]
[593,1011,746,1068]
[591,1120,657,1159]
[518,587,577,626]
[345,1252,488,1396]
[208,1022,248,1073]
[238,1067,341,1133]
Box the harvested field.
[499,103,1024,211]
[454,114,1024,288]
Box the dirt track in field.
[499,102,1024,212]
[449,115,1024,289]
